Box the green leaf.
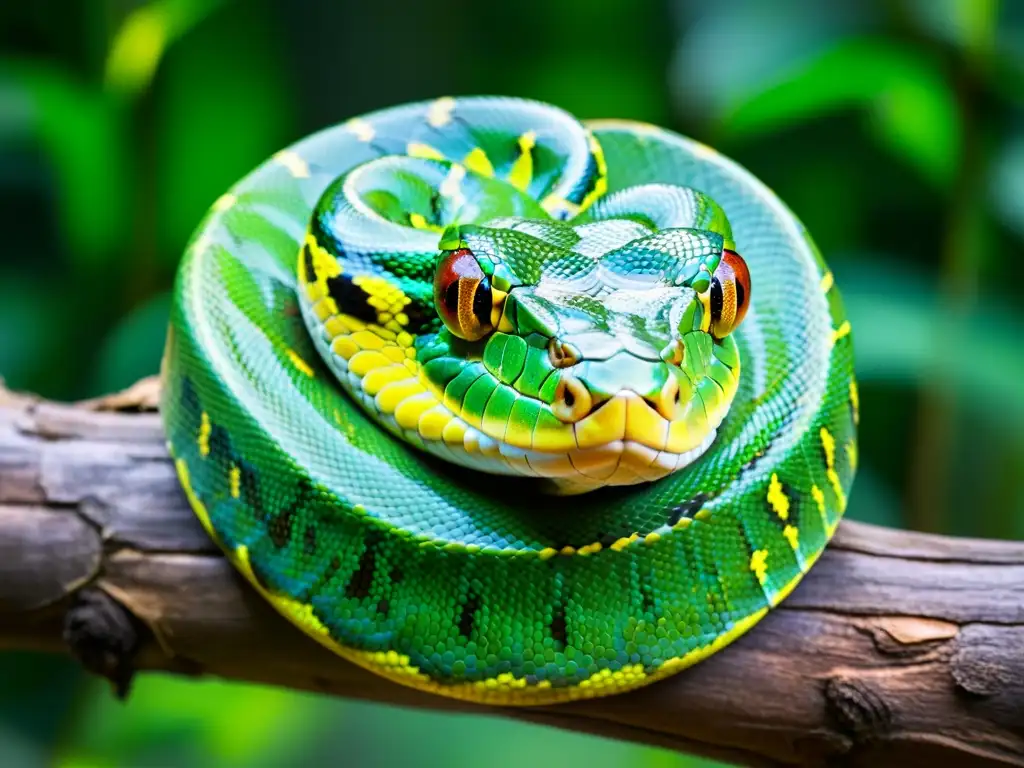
[518,53,667,124]
[0,723,48,768]
[839,259,1024,426]
[155,2,293,265]
[669,1,867,119]
[0,61,129,266]
[305,699,725,768]
[0,272,62,391]
[989,134,1024,240]
[0,652,86,764]
[904,0,998,53]
[104,0,229,98]
[58,677,320,768]
[721,39,962,189]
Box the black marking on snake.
[767,479,801,535]
[303,524,318,556]
[208,424,233,465]
[325,274,379,323]
[326,555,342,581]
[508,134,535,175]
[344,529,382,601]
[376,598,390,617]
[734,515,768,591]
[699,541,729,608]
[741,448,767,476]
[302,554,343,603]
[302,241,317,283]
[238,460,261,509]
[389,563,405,586]
[566,147,600,204]
[180,378,201,422]
[268,506,296,549]
[405,306,436,335]
[456,589,482,640]
[667,493,709,527]
[640,579,656,615]
[267,478,312,549]
[549,605,568,648]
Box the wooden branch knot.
[825,674,893,740]
[951,626,1024,699]
[63,588,143,699]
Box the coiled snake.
[161,96,857,705]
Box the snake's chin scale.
[542,431,720,496]
[391,420,719,494]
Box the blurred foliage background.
[2,0,1023,766]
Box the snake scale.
[160,96,857,705]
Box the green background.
[2,0,1023,766]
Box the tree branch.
[1,379,1022,767]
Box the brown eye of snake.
[709,249,752,339]
[433,248,494,341]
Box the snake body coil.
[161,97,857,705]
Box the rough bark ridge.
[1,379,1022,767]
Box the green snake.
[160,96,857,705]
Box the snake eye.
[433,248,494,341]
[709,249,751,339]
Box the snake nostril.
[660,339,685,366]
[551,374,592,423]
[648,376,681,420]
[548,338,581,369]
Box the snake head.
[421,217,751,493]
[297,125,755,494]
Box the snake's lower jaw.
[533,385,731,493]
[451,387,732,491]
[542,430,719,496]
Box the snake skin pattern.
[161,96,857,705]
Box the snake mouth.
[454,428,720,493]
[439,414,718,492]
[456,354,737,490]
[560,389,722,455]
[438,384,727,491]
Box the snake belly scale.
[160,96,857,705]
